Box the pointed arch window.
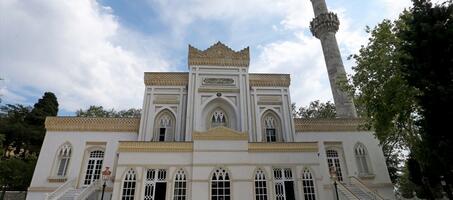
[122,168,137,200]
[254,169,268,200]
[354,143,371,175]
[301,168,316,200]
[261,111,282,142]
[173,169,187,200]
[211,168,230,200]
[55,143,71,177]
[211,109,227,128]
[154,110,176,142]
[326,149,343,182]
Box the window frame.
[301,168,317,200]
[173,169,187,200]
[53,143,72,178]
[210,167,231,200]
[121,168,137,200]
[254,168,268,200]
[261,110,283,142]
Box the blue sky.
[0,0,413,115]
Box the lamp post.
[329,166,339,200]
[101,167,111,200]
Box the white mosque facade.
[26,42,395,200]
[27,1,396,199]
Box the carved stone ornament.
[310,12,340,38]
[202,78,235,86]
[189,42,250,67]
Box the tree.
[76,105,141,118]
[0,92,59,192]
[349,0,453,197]
[397,0,453,198]
[0,104,33,152]
[25,92,58,125]
[294,100,336,119]
[0,156,37,191]
[24,92,59,153]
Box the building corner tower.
[309,0,357,118]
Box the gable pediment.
[193,126,248,140]
[188,42,249,67]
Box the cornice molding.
[47,177,67,183]
[189,42,249,67]
[118,141,193,152]
[249,74,291,87]
[193,126,248,140]
[248,142,318,152]
[144,72,189,86]
[45,117,140,132]
[28,187,58,192]
[198,88,240,93]
[294,118,366,132]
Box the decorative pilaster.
[309,0,358,118]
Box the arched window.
[154,109,176,142]
[354,143,371,175]
[326,149,343,182]
[173,169,187,200]
[254,169,268,200]
[55,143,71,177]
[83,150,104,185]
[261,111,282,142]
[211,168,230,200]
[122,168,137,200]
[210,108,228,128]
[302,168,316,200]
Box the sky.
[0,0,414,115]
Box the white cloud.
[0,0,170,112]
[379,0,412,19]
[0,0,414,114]
[251,33,333,106]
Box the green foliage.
[0,92,58,191]
[0,156,37,191]
[0,104,33,152]
[292,100,336,119]
[349,0,453,197]
[397,0,453,197]
[25,92,58,126]
[76,105,141,118]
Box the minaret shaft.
[310,0,357,118]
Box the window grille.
[122,169,136,200]
[302,169,316,200]
[173,169,187,200]
[144,169,167,200]
[273,168,295,200]
[211,168,230,200]
[83,150,104,185]
[254,169,268,200]
[326,149,343,181]
[354,143,370,175]
[56,143,71,177]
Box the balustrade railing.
[45,178,75,200]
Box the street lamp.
[329,166,339,200]
[101,167,112,200]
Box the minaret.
[309,0,357,118]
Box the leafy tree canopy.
[348,0,453,198]
[76,105,141,118]
[292,100,336,119]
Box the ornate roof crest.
[188,41,250,67]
